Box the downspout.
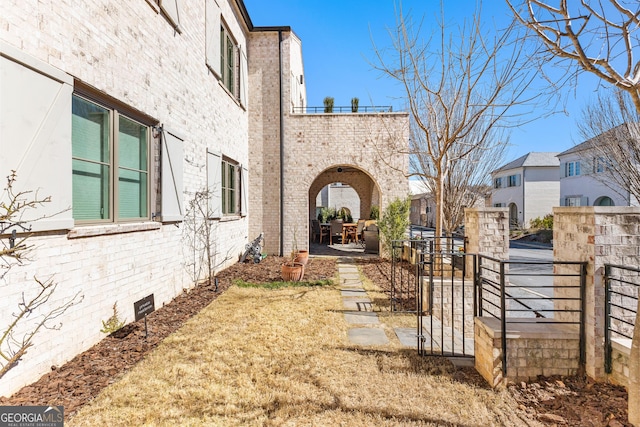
[279,29,284,256]
[521,168,525,227]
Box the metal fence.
[604,263,640,373]
[291,105,394,114]
[390,239,475,357]
[476,256,587,376]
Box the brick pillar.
[553,207,640,380]
[464,207,509,259]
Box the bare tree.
[371,2,538,241]
[0,171,83,379]
[182,189,233,288]
[576,88,640,203]
[507,0,640,113]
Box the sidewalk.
[336,257,390,346]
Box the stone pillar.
[553,207,640,380]
[464,207,509,258]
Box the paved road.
[507,241,554,318]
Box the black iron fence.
[390,239,475,357]
[291,106,394,114]
[476,256,587,375]
[604,263,640,373]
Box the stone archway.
[308,165,380,223]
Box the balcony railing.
[291,106,394,114]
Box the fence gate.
[391,239,475,359]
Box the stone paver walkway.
[337,258,390,346]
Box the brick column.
[464,207,509,259]
[553,207,640,380]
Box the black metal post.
[604,264,612,373]
[500,261,507,377]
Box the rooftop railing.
[291,106,394,114]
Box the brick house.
[490,152,560,228]
[0,0,408,396]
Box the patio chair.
[355,219,366,245]
[329,219,343,245]
[311,219,328,243]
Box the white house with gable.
[490,152,560,228]
[557,125,640,207]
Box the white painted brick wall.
[0,0,250,396]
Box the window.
[493,203,505,207]
[564,196,588,206]
[220,24,237,96]
[564,161,581,177]
[595,157,611,173]
[221,159,238,215]
[493,177,502,189]
[72,95,150,223]
[507,174,521,187]
[207,151,247,218]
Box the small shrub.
[378,197,411,259]
[529,214,553,230]
[101,302,126,334]
[369,206,379,220]
[323,96,334,113]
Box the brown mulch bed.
[357,257,631,427]
[0,256,336,418]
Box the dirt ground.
[1,255,630,426]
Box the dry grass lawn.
[68,280,537,426]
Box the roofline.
[236,0,295,35]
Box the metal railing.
[291,105,394,114]
[604,263,640,373]
[477,256,587,376]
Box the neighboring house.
[1,0,408,396]
[410,192,436,227]
[557,126,639,207]
[315,183,362,221]
[410,187,487,229]
[490,152,560,228]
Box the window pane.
[72,95,110,220]
[72,159,110,220]
[118,117,148,171]
[118,169,148,218]
[72,96,109,162]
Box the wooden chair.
[329,219,343,245]
[354,219,366,244]
[311,220,328,243]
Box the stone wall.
[475,318,581,387]
[553,207,640,380]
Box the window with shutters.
[220,24,238,97]
[72,94,150,223]
[564,161,581,177]
[493,177,502,189]
[507,174,521,187]
[221,158,238,215]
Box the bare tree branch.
[371,1,538,238]
[576,87,640,203]
[507,0,640,112]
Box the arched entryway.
[308,165,380,223]
[508,203,518,229]
[595,196,615,206]
[307,165,381,251]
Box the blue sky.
[243,0,604,163]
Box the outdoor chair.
[329,219,343,245]
[311,219,328,243]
